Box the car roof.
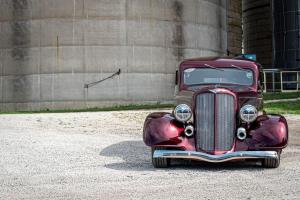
[180,57,260,70]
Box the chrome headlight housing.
[174,104,192,122]
[240,105,258,123]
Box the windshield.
[183,67,254,86]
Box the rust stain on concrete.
[172,1,185,61]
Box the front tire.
[263,152,281,168]
[151,147,170,168]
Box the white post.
[297,72,299,91]
[264,71,267,93]
[280,71,283,92]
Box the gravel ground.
[0,110,299,200]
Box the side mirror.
[175,70,178,85]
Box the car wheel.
[151,147,170,168]
[263,151,281,168]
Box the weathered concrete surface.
[0,0,231,111]
[0,111,299,199]
[228,0,242,56]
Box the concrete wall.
[0,0,228,111]
[228,0,242,55]
[243,0,273,68]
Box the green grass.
[1,93,300,115]
[264,100,300,115]
[263,92,300,101]
[1,101,299,115]
[260,92,300,114]
[0,104,175,115]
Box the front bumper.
[153,150,278,163]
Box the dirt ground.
[0,110,299,200]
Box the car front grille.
[196,92,235,152]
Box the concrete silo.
[228,0,242,56]
[0,0,231,111]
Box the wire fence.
[262,69,300,92]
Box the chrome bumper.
[153,150,278,163]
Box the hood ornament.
[209,89,218,94]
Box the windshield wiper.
[231,64,247,71]
[204,64,224,71]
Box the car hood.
[175,86,262,111]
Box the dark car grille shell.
[195,91,236,153]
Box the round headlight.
[174,104,192,122]
[240,105,258,123]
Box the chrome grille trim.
[196,93,215,151]
[196,92,235,152]
[216,94,235,151]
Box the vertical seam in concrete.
[172,1,184,61]
[0,21,2,111]
[38,0,41,110]
[83,30,88,106]
[150,0,154,101]
[225,0,229,55]
[125,0,129,101]
[1,49,3,111]
[12,0,30,110]
[218,0,223,53]
[82,0,87,107]
[72,0,76,75]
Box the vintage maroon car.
[143,57,288,168]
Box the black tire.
[151,147,170,168]
[263,152,281,168]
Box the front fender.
[143,112,184,146]
[143,112,196,150]
[236,114,288,150]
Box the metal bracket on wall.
[84,69,121,89]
